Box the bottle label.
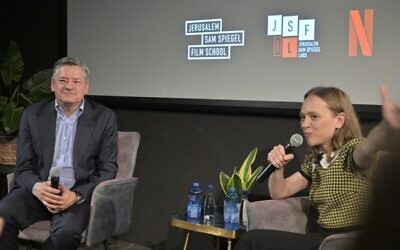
[224,200,239,230]
[187,204,199,218]
[230,209,239,223]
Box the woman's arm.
[266,144,309,199]
[354,85,400,167]
[268,170,309,199]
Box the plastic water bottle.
[224,187,239,230]
[240,191,249,230]
[187,182,202,224]
[203,184,216,226]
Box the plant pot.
[0,136,17,165]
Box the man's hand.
[33,181,62,211]
[56,184,78,211]
[33,182,77,213]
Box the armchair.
[246,197,359,250]
[7,131,140,250]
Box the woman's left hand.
[380,84,400,129]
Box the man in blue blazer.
[0,57,118,250]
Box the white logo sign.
[185,18,245,60]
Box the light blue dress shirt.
[48,100,84,188]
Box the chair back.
[85,131,140,247]
[116,131,140,179]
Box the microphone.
[256,134,303,183]
[50,167,61,189]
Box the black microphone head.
[257,134,303,183]
[50,167,60,189]
[50,167,61,177]
[289,133,303,148]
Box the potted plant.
[219,147,263,229]
[0,40,53,165]
[219,147,263,200]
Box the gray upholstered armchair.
[246,197,359,250]
[7,131,140,250]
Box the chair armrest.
[318,231,360,250]
[247,196,310,234]
[7,173,15,193]
[85,177,139,247]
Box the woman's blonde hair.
[304,86,363,161]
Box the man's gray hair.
[51,57,90,82]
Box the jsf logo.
[267,15,321,59]
[348,9,374,57]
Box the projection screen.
[68,0,400,105]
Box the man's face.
[51,65,89,108]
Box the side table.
[170,214,244,250]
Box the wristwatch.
[75,193,85,205]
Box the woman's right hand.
[267,144,295,169]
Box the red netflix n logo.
[348,9,374,57]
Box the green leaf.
[0,96,9,112]
[227,173,243,197]
[219,171,230,195]
[23,68,53,93]
[0,41,24,87]
[245,166,263,192]
[18,92,33,105]
[2,102,23,135]
[238,147,258,184]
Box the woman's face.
[300,95,344,153]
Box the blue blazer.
[13,98,118,201]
